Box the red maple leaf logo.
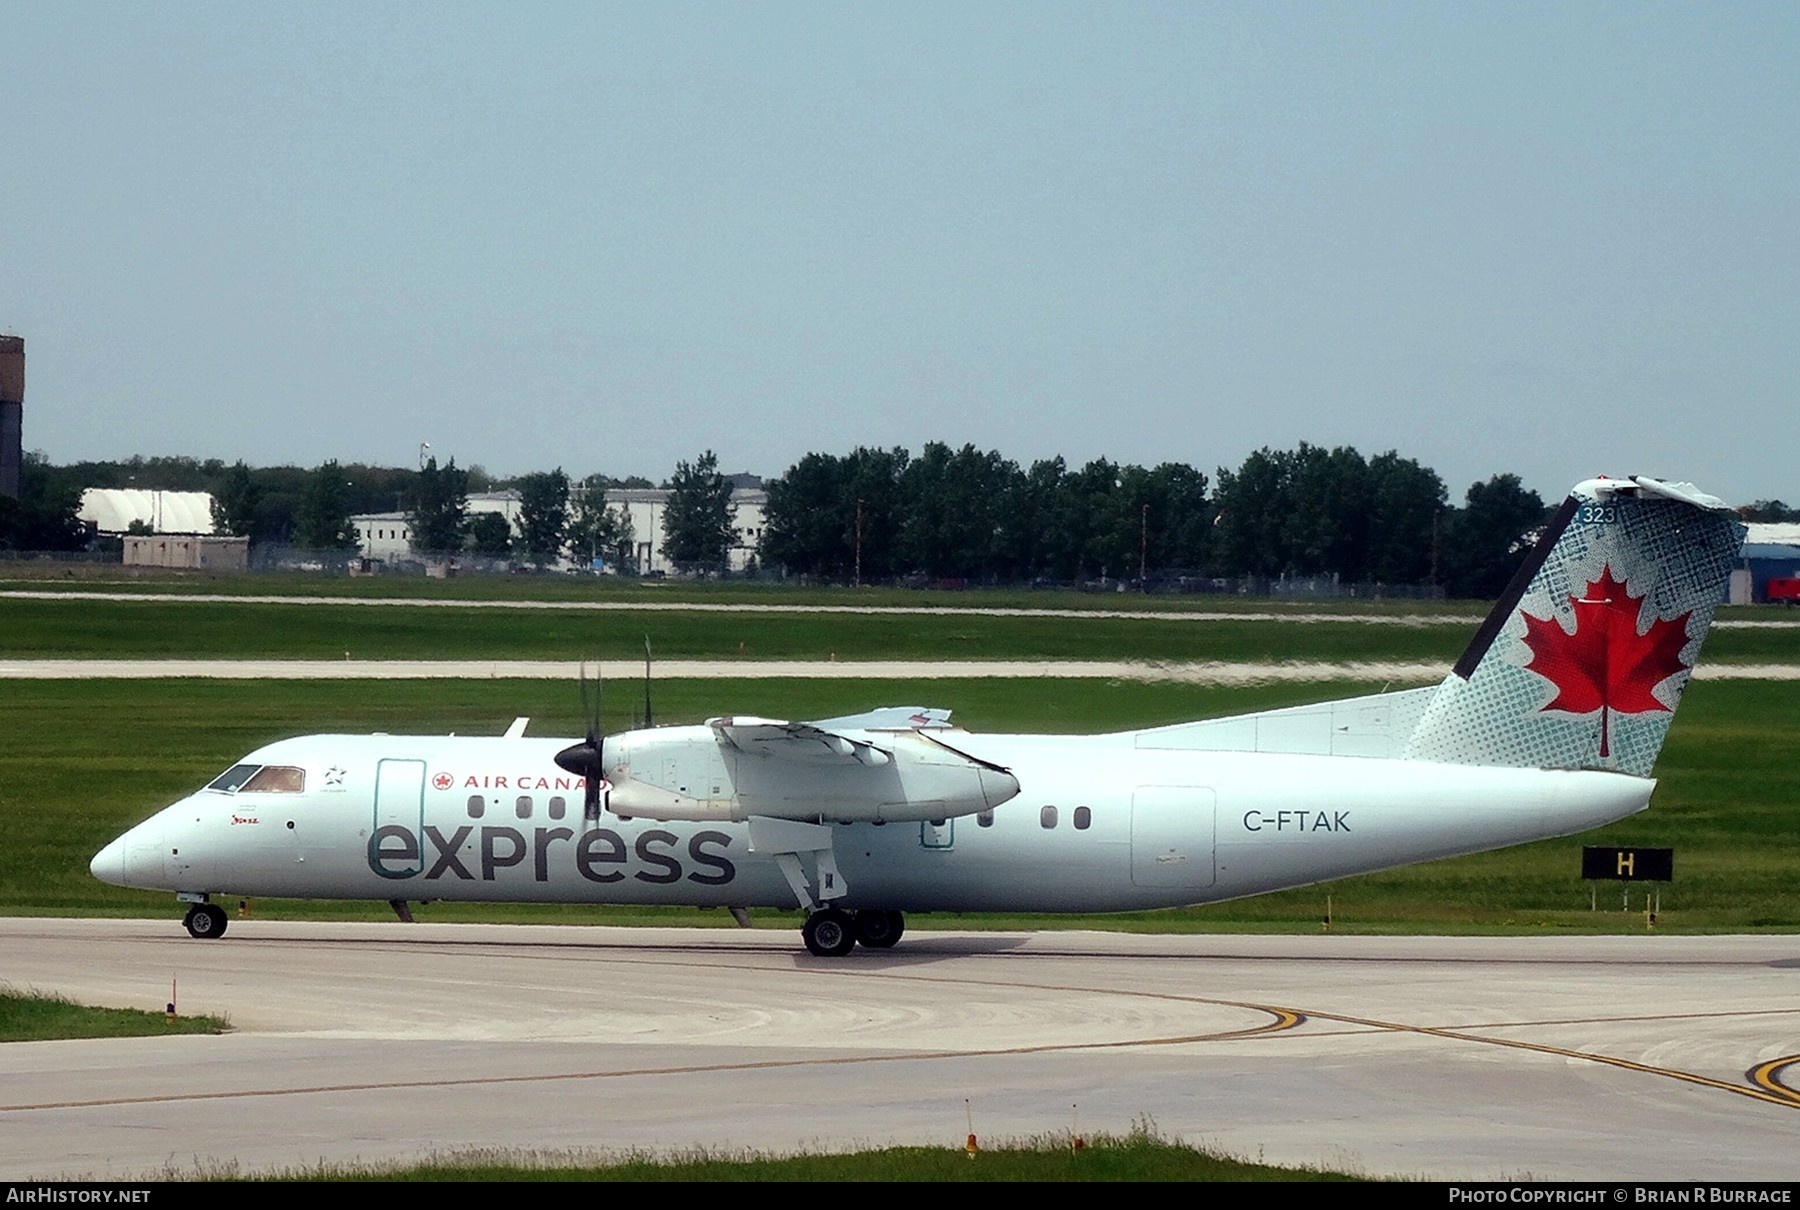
[1520,566,1692,758]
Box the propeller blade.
[643,635,654,730]
[556,659,607,825]
[583,765,602,824]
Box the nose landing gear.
[182,902,229,939]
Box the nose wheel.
[183,903,229,939]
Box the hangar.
[1736,522,1800,604]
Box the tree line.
[759,442,1548,598]
[8,445,1790,600]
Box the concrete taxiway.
[3,919,1797,1180]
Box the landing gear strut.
[183,903,229,939]
[801,909,906,957]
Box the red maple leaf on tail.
[1520,566,1692,759]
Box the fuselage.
[92,729,1653,914]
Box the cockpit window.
[206,764,261,792]
[241,765,306,794]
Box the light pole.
[1139,503,1149,592]
[854,498,864,588]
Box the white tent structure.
[78,488,217,535]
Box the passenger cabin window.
[206,764,261,792]
[977,810,994,828]
[516,795,532,819]
[1074,806,1092,830]
[1040,805,1058,829]
[548,795,566,820]
[467,795,485,818]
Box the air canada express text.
[368,824,736,885]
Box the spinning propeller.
[553,640,655,826]
[554,662,608,824]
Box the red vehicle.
[1768,577,1800,605]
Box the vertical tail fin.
[1405,476,1743,776]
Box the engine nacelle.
[603,725,1019,824]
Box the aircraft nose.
[91,815,168,889]
[90,835,127,887]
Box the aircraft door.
[374,759,427,878]
[1130,786,1216,889]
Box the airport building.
[353,481,768,575]
[599,479,766,575]
[1736,522,1800,605]
[74,487,248,570]
[123,533,249,570]
[1,334,22,499]
[352,490,524,561]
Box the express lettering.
[1241,810,1350,833]
[368,824,736,886]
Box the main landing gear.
[748,817,904,957]
[801,908,905,957]
[183,902,229,939]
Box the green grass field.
[2,594,1794,663]
[0,565,1491,614]
[6,675,1795,931]
[0,988,229,1042]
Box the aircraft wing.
[708,717,894,767]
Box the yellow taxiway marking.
[1747,1055,1800,1106]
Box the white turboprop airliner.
[93,476,1743,956]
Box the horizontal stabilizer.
[809,706,954,731]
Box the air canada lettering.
[367,824,735,886]
[457,774,588,791]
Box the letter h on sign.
[1581,846,1674,882]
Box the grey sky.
[5,2,1796,503]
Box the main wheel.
[183,903,229,939]
[802,908,856,957]
[854,910,905,949]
